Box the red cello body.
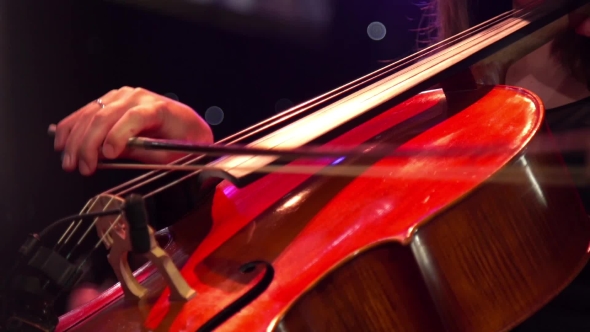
[55,85,590,332]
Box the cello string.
[54,197,98,253]
[59,199,102,251]
[118,127,590,160]
[92,161,590,186]
[54,200,91,251]
[65,196,117,259]
[76,215,123,269]
[125,137,515,159]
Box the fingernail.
[79,160,90,175]
[48,124,56,135]
[62,153,71,168]
[103,144,115,158]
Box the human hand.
[52,87,213,175]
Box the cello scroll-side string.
[127,129,590,157]
[94,161,590,186]
[50,191,121,261]
[63,196,118,260]
[53,198,95,253]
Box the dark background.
[0,0,422,268]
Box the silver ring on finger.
[95,98,106,109]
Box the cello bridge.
[85,194,196,302]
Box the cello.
[2,0,590,331]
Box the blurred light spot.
[331,157,346,165]
[205,106,224,125]
[275,98,293,113]
[165,93,179,101]
[367,22,387,41]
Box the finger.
[77,102,129,175]
[62,114,95,172]
[54,113,83,152]
[576,17,590,37]
[103,103,165,160]
[54,89,121,151]
[47,124,56,136]
[60,88,136,172]
[63,104,114,172]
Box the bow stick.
[46,124,590,160]
[47,124,513,159]
[45,124,590,186]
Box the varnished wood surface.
[276,148,590,332]
[57,86,590,331]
